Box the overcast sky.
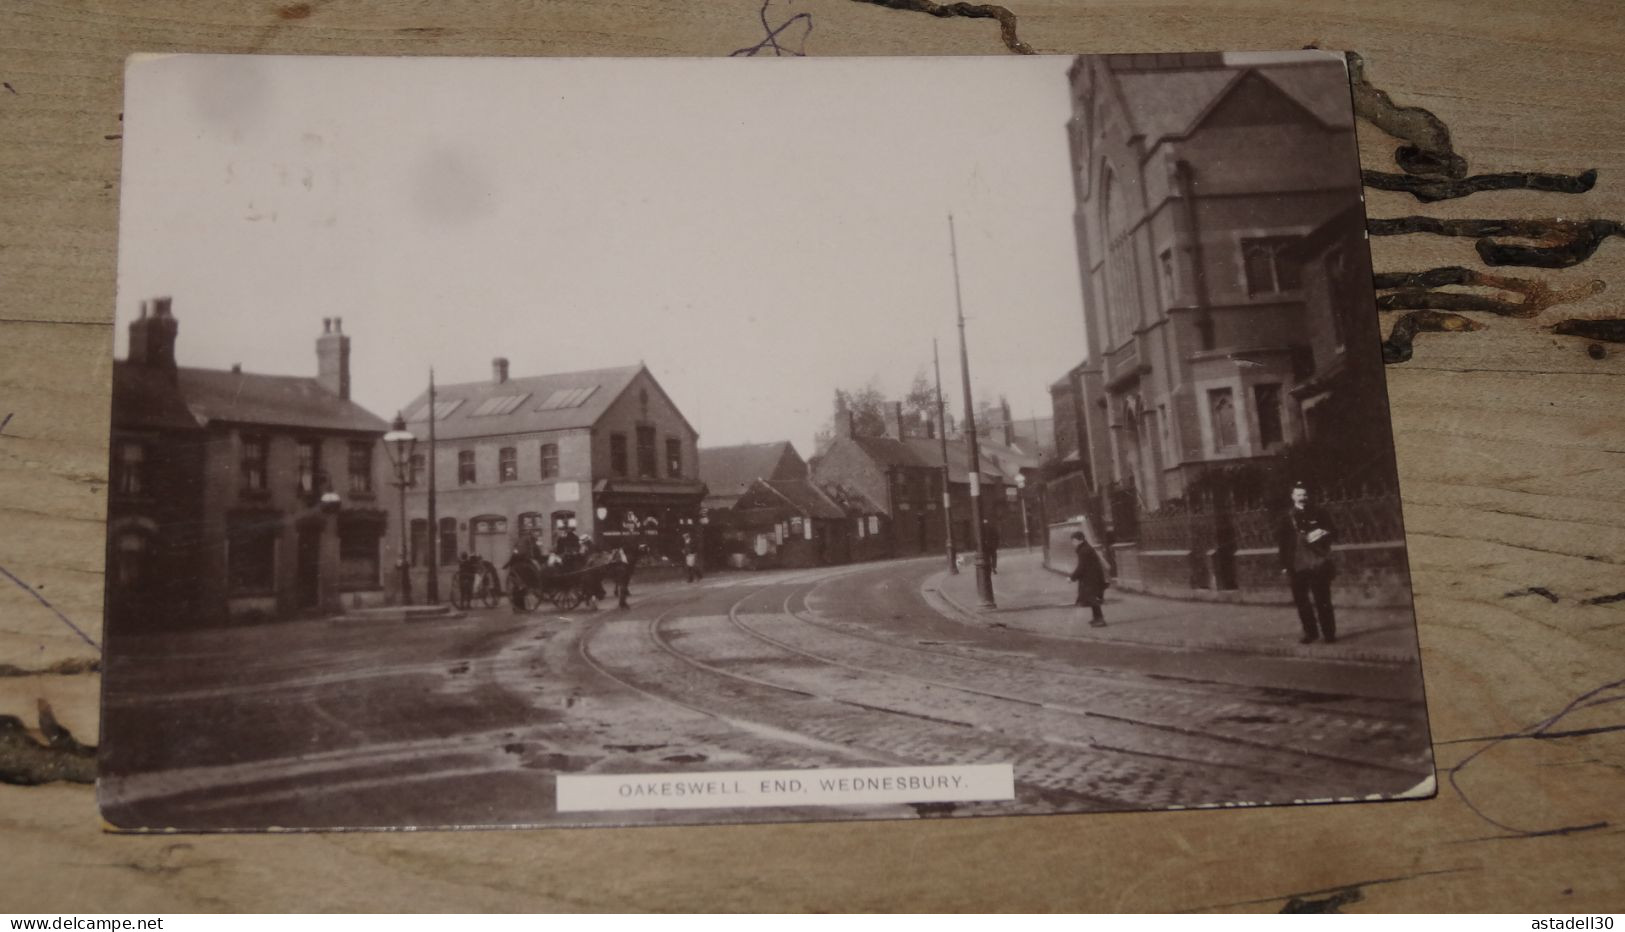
[116,54,1084,454]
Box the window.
[536,386,598,410]
[666,438,683,478]
[551,511,576,545]
[338,523,380,591]
[348,441,373,494]
[499,446,518,482]
[228,519,277,593]
[1325,244,1355,348]
[636,425,657,477]
[539,443,559,479]
[112,441,146,496]
[1208,388,1238,450]
[409,399,464,422]
[610,433,628,476]
[438,517,459,565]
[242,435,270,495]
[409,518,428,566]
[471,515,507,558]
[458,450,476,485]
[519,512,545,548]
[295,439,320,496]
[1254,383,1284,448]
[470,394,530,417]
[1158,248,1176,303]
[111,530,151,591]
[1241,236,1302,296]
[410,453,425,487]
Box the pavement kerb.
[922,568,1417,666]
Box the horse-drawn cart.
[505,557,624,612]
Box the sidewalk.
[926,549,1420,665]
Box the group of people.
[485,528,641,611]
[1065,482,1339,644]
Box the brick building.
[1060,52,1364,514]
[811,401,1014,559]
[1043,52,1407,601]
[399,360,704,586]
[697,442,863,568]
[108,301,399,627]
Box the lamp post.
[384,413,417,606]
[1016,472,1032,552]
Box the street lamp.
[1015,472,1032,552]
[384,412,417,606]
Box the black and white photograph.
[99,51,1433,831]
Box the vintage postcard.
[100,52,1433,831]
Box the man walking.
[1277,483,1338,644]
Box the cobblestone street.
[100,554,1433,829]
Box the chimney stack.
[834,395,853,440]
[493,357,510,384]
[884,401,906,441]
[316,315,351,399]
[127,296,179,380]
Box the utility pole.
[933,338,957,574]
[426,368,440,604]
[950,213,995,610]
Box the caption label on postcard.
[556,764,1014,812]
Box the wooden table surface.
[2,0,1622,913]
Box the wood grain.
[1,0,1621,912]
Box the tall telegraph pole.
[933,338,957,574]
[426,369,440,604]
[950,213,996,609]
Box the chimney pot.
[316,316,351,400]
[334,316,342,333]
[493,357,510,384]
[885,401,906,440]
[127,295,179,379]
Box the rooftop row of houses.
[108,301,1047,627]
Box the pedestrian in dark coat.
[1068,531,1108,627]
[1277,483,1338,643]
[980,518,1001,573]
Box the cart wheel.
[550,587,580,610]
[511,586,539,613]
[480,574,501,608]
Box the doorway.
[296,526,321,611]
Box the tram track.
[714,580,1427,785]
[574,569,1428,809]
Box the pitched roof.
[699,442,806,507]
[399,365,644,441]
[816,480,885,516]
[176,367,389,434]
[975,437,1043,478]
[1114,61,1352,145]
[756,479,847,520]
[837,435,1003,484]
[112,362,204,433]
